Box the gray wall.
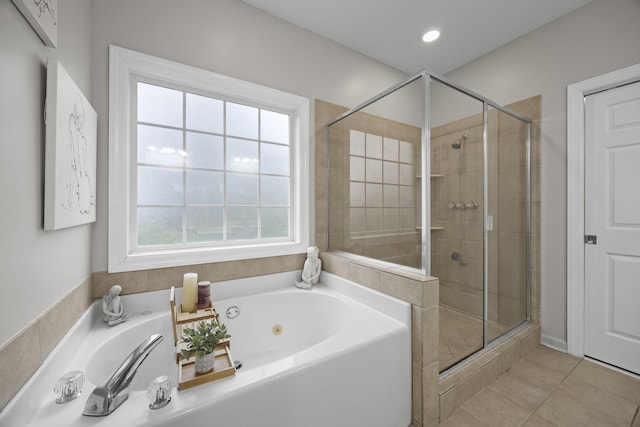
[0,0,93,347]
[90,0,408,273]
[443,0,640,348]
[4,0,638,353]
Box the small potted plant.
[179,320,231,374]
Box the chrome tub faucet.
[83,334,163,416]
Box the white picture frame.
[44,57,97,230]
[11,0,58,48]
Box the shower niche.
[326,71,535,372]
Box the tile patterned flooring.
[440,345,640,426]
[439,305,511,371]
[439,305,483,371]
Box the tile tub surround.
[91,253,306,299]
[0,253,305,414]
[0,276,92,412]
[320,251,440,427]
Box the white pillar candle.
[182,273,198,313]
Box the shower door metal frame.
[325,69,533,349]
[424,73,532,347]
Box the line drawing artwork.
[62,94,94,215]
[45,58,97,230]
[11,0,58,47]
[33,0,56,26]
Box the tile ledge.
[438,324,540,394]
[323,250,437,283]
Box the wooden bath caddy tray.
[169,286,236,390]
[177,346,236,391]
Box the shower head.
[451,134,468,150]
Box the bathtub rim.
[0,270,411,427]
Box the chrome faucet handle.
[54,371,84,404]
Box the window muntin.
[108,46,310,273]
[135,81,292,250]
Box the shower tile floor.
[439,305,511,371]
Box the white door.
[585,81,640,375]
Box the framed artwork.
[44,57,97,230]
[11,0,58,48]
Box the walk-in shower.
[325,70,534,372]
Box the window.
[109,46,310,272]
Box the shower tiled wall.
[431,118,485,320]
[320,103,423,268]
[316,96,541,426]
[431,96,541,335]
[316,100,441,426]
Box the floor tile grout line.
[632,405,640,427]
[495,347,583,427]
[518,357,583,426]
[490,370,555,426]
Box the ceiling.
[241,0,592,75]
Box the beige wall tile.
[0,321,41,411]
[412,306,424,366]
[148,265,203,291]
[412,361,423,425]
[422,361,440,426]
[479,354,503,388]
[347,263,381,291]
[319,252,349,278]
[421,278,439,309]
[453,368,484,409]
[439,386,456,422]
[92,269,149,299]
[422,305,439,367]
[501,341,522,372]
[380,271,422,305]
[37,297,74,361]
[67,276,93,322]
[521,327,541,355]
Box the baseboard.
[541,333,567,352]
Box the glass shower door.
[486,108,530,342]
[429,79,485,371]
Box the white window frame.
[108,45,310,273]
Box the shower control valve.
[465,201,479,209]
[449,201,478,209]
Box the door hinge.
[584,235,597,245]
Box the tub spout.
[83,334,163,416]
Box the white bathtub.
[0,271,411,427]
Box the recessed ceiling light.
[422,30,440,43]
